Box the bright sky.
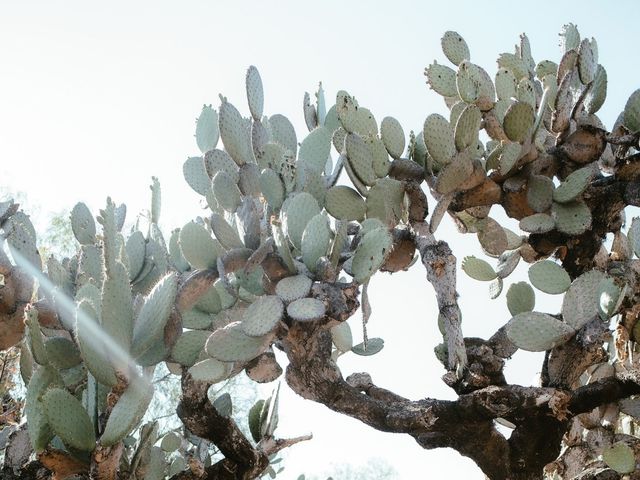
[2,1,640,478]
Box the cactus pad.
[183,156,211,196]
[352,227,393,283]
[132,272,178,357]
[553,165,595,203]
[506,312,575,352]
[301,213,332,271]
[528,261,571,294]
[345,132,376,186]
[188,358,232,383]
[552,201,592,235]
[331,321,353,352]
[325,186,366,221]
[603,442,636,474]
[454,104,481,152]
[519,213,555,234]
[179,221,221,270]
[503,102,534,143]
[171,330,211,366]
[100,381,153,446]
[562,270,608,330]
[352,338,384,356]
[506,281,535,316]
[424,62,458,97]
[70,202,96,245]
[241,295,284,337]
[380,116,405,159]
[423,114,456,166]
[461,256,497,281]
[195,105,219,153]
[441,31,470,66]
[286,297,326,322]
[245,66,264,121]
[205,321,271,362]
[282,192,320,250]
[42,387,96,451]
[219,99,251,166]
[527,175,554,213]
[275,274,312,303]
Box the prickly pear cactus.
[5,24,640,480]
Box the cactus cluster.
[4,21,640,479]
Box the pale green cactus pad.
[598,276,623,320]
[528,261,571,294]
[179,221,221,270]
[219,99,251,166]
[497,53,529,80]
[506,312,575,352]
[495,68,517,100]
[424,62,458,98]
[44,337,81,370]
[506,282,535,316]
[624,89,640,133]
[423,114,456,166]
[181,309,213,329]
[188,358,232,383]
[365,136,391,178]
[434,153,473,194]
[259,168,285,210]
[345,132,376,186]
[553,165,595,203]
[578,38,596,84]
[100,381,153,446]
[101,260,134,352]
[301,213,332,271]
[517,78,536,108]
[212,171,242,212]
[352,227,393,283]
[160,432,181,453]
[75,299,118,387]
[441,31,470,66]
[519,213,555,234]
[454,104,481,152]
[603,442,636,474]
[499,142,521,175]
[42,387,96,451]
[534,60,557,80]
[210,213,244,250]
[195,105,219,153]
[352,338,384,356]
[25,366,61,451]
[562,270,608,330]
[282,192,321,250]
[462,256,497,281]
[503,101,534,143]
[183,156,211,196]
[206,321,270,362]
[286,297,326,322]
[171,330,212,366]
[70,202,96,245]
[245,66,264,121]
[456,61,479,103]
[331,321,353,352]
[241,295,284,337]
[552,201,592,235]
[132,272,178,357]
[204,149,239,183]
[298,126,332,175]
[325,186,366,221]
[380,116,405,159]
[559,23,580,53]
[126,230,147,280]
[527,175,555,213]
[240,163,261,197]
[269,113,298,156]
[584,65,607,114]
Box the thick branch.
[175,375,269,480]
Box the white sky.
[2,1,640,478]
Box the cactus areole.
[4,24,640,480]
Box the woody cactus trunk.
[3,23,640,480]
